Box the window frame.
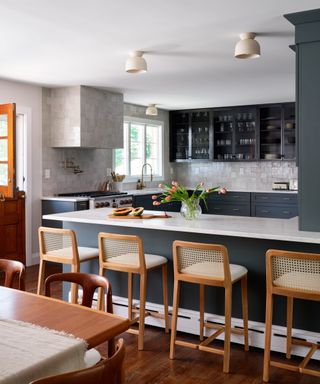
[114,116,164,182]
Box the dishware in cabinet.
[213,109,234,160]
[191,110,211,160]
[234,106,257,161]
[258,102,295,161]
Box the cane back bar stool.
[98,232,169,351]
[37,227,99,303]
[263,249,320,382]
[170,240,249,373]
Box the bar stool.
[170,240,249,373]
[98,232,169,351]
[37,227,99,303]
[263,249,320,382]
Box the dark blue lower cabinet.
[133,192,298,218]
[132,194,181,212]
[251,193,298,219]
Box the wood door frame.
[0,103,16,198]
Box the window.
[114,118,163,179]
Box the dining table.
[0,286,130,384]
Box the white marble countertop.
[42,208,320,244]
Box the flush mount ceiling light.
[146,104,158,116]
[125,51,147,73]
[235,32,261,59]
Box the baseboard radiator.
[76,291,320,361]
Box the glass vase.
[180,199,202,220]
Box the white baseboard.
[109,295,320,360]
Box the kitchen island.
[43,208,320,357]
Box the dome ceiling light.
[235,32,261,59]
[125,51,147,73]
[146,104,158,116]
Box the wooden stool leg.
[128,272,133,320]
[223,286,232,373]
[37,259,46,295]
[138,273,147,351]
[263,292,273,382]
[241,274,249,351]
[70,264,79,304]
[199,284,205,341]
[286,296,293,359]
[169,279,180,359]
[162,264,169,333]
[97,267,105,311]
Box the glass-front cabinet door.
[191,110,211,160]
[213,109,234,160]
[234,106,257,160]
[283,103,296,160]
[170,111,190,161]
[0,103,15,198]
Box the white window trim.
[114,116,164,182]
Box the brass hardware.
[0,192,5,202]
[141,163,153,189]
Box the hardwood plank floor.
[20,264,319,384]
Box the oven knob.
[119,200,124,205]
[112,200,117,208]
[95,202,101,208]
[128,199,132,204]
[105,201,110,207]
[100,202,105,207]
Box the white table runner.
[0,318,87,384]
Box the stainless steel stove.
[58,191,133,209]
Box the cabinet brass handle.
[0,193,5,202]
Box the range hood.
[44,85,123,149]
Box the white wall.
[0,78,42,265]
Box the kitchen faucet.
[141,163,153,189]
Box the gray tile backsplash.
[171,161,298,191]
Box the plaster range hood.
[45,85,123,149]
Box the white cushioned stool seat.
[84,348,102,368]
[47,247,99,261]
[181,261,247,282]
[273,271,320,293]
[108,253,167,269]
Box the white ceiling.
[0,0,319,110]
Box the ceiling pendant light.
[125,51,147,73]
[146,104,158,116]
[235,32,261,59]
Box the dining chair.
[45,272,114,364]
[37,226,99,303]
[29,338,125,384]
[0,259,25,290]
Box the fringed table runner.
[0,317,87,384]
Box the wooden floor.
[20,264,319,384]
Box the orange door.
[0,103,15,198]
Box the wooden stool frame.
[263,249,320,382]
[37,227,98,303]
[98,232,169,351]
[169,240,249,374]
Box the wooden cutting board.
[108,214,171,220]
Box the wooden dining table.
[0,286,130,348]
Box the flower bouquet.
[152,181,227,220]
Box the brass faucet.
[141,163,153,189]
